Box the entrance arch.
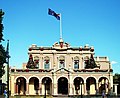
[86,77,96,95]
[98,77,109,94]
[58,77,68,94]
[73,77,84,95]
[16,77,26,95]
[29,77,39,95]
[42,77,52,95]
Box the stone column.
[69,73,73,95]
[26,82,29,95]
[110,74,113,91]
[53,74,57,95]
[51,83,54,95]
[84,83,87,95]
[41,83,44,95]
[53,83,57,95]
[14,83,17,94]
[114,84,118,95]
[96,82,99,95]
[39,83,42,95]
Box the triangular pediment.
[54,67,71,74]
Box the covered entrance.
[29,77,39,95]
[74,77,84,95]
[42,77,52,95]
[86,77,96,94]
[58,77,68,94]
[16,77,26,95]
[98,77,109,94]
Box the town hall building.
[9,38,113,96]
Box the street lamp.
[80,81,83,98]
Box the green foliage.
[0,9,4,42]
[0,44,6,78]
[113,73,120,84]
[0,45,6,64]
[0,9,6,78]
[0,64,5,77]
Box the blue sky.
[0,0,120,74]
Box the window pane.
[59,60,65,68]
[44,63,49,69]
[74,64,79,69]
[74,60,79,69]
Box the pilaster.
[26,82,29,95]
[54,73,57,95]
[84,83,87,95]
[39,83,42,95]
[69,72,73,95]
[11,76,15,96]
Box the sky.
[0,0,120,74]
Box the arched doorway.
[42,77,52,95]
[74,77,84,95]
[58,77,68,94]
[98,77,109,94]
[29,77,39,95]
[86,77,96,95]
[16,77,26,95]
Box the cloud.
[111,61,118,64]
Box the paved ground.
[0,95,120,98]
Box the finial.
[59,38,63,43]
[59,38,64,48]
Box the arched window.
[44,56,50,69]
[59,56,65,68]
[74,56,79,69]
[84,56,89,68]
[34,56,39,68]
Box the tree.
[113,73,120,94]
[0,9,6,78]
[0,9,4,42]
[113,73,120,84]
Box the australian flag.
[48,8,60,20]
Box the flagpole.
[60,13,62,39]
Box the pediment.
[52,39,70,50]
[54,67,71,74]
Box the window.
[44,56,50,69]
[59,56,65,68]
[84,56,89,69]
[34,56,39,69]
[59,60,65,68]
[74,56,79,69]
[74,60,79,69]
